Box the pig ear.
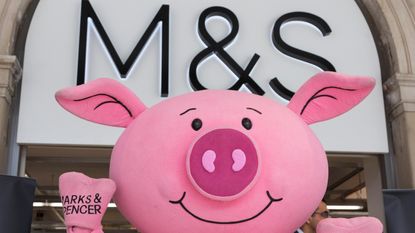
[55,78,147,128]
[287,72,375,125]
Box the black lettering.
[73,205,80,214]
[80,205,88,214]
[88,205,95,214]
[78,195,85,204]
[94,193,102,203]
[71,195,77,204]
[77,0,170,97]
[66,205,72,215]
[189,6,264,95]
[94,205,101,214]
[270,12,335,100]
[86,195,91,204]
[64,204,102,215]
[63,196,70,205]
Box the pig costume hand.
[317,217,383,233]
[56,72,375,233]
[59,172,116,233]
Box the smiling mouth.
[169,191,283,224]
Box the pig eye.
[242,118,252,130]
[192,118,203,131]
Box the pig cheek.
[122,152,187,202]
[110,141,189,227]
[154,138,198,200]
[117,124,192,201]
[255,121,328,219]
[157,166,189,200]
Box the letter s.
[270,12,336,100]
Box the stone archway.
[357,0,415,188]
[0,1,414,186]
[0,0,32,173]
[0,1,413,232]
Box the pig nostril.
[202,150,216,173]
[232,149,246,172]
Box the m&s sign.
[18,0,388,153]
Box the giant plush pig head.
[56,72,375,233]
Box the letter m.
[77,0,170,96]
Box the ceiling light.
[33,202,117,208]
[327,205,364,210]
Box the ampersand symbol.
[189,6,265,95]
[94,193,102,203]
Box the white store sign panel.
[18,0,388,153]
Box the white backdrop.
[18,0,388,153]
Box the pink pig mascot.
[56,72,382,233]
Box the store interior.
[25,145,379,233]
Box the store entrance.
[24,146,386,232]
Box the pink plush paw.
[316,216,383,233]
[59,172,116,233]
[67,226,103,233]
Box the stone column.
[384,74,415,187]
[378,0,415,188]
[358,0,415,188]
[0,0,30,173]
[0,55,21,173]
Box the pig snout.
[187,129,259,200]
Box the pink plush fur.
[59,172,116,233]
[288,72,375,124]
[56,78,146,127]
[317,217,383,233]
[56,72,376,233]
